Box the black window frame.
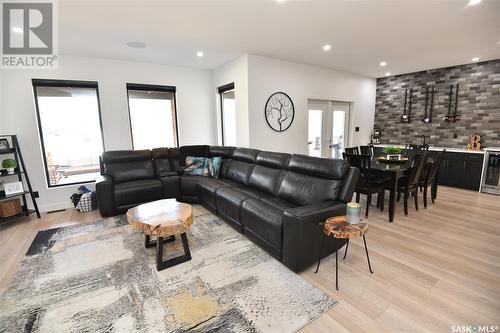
[217,82,235,146]
[32,78,105,188]
[125,83,179,149]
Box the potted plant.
[383,146,402,160]
[2,159,17,174]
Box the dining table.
[370,158,412,222]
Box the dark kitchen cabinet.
[437,152,484,191]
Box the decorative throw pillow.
[184,156,209,176]
[207,157,222,178]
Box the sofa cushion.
[159,175,180,199]
[196,177,237,208]
[184,156,209,176]
[114,179,162,206]
[242,198,284,254]
[224,160,255,185]
[152,148,176,177]
[288,154,349,180]
[102,150,154,183]
[232,148,260,163]
[219,159,232,178]
[259,195,297,211]
[216,187,252,228]
[215,178,245,188]
[277,171,343,206]
[207,157,222,178]
[248,165,286,195]
[168,148,184,174]
[180,175,199,196]
[235,187,267,199]
[256,151,291,169]
[230,187,296,211]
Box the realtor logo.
[1,1,57,68]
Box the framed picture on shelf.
[0,138,10,152]
[4,181,24,196]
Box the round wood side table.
[314,215,373,290]
[127,199,193,271]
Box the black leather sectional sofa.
[96,145,359,272]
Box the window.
[32,79,104,187]
[126,83,178,150]
[218,83,236,146]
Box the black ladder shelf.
[1,135,41,223]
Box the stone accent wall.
[374,59,500,148]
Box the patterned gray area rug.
[0,205,336,332]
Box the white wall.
[1,55,216,212]
[247,55,376,154]
[212,55,249,147]
[0,70,3,133]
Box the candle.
[346,202,361,224]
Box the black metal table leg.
[343,239,349,260]
[155,232,192,271]
[145,234,175,248]
[363,235,374,274]
[314,233,327,273]
[180,233,192,261]
[335,250,339,290]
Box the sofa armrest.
[337,166,360,204]
[96,175,116,217]
[282,201,347,272]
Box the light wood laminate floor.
[1,186,499,332]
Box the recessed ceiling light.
[380,61,387,67]
[471,57,480,62]
[196,51,204,58]
[126,41,146,49]
[385,72,391,76]
[276,0,286,2]
[322,44,332,52]
[12,27,23,34]
[468,0,481,5]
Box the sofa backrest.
[248,151,290,195]
[224,148,259,185]
[168,148,183,173]
[151,148,175,177]
[101,150,155,183]
[209,146,235,158]
[179,145,209,166]
[277,154,349,206]
[209,146,235,177]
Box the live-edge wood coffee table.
[127,199,193,271]
[314,215,373,290]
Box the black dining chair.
[344,153,388,217]
[345,147,360,154]
[397,152,429,216]
[359,145,373,156]
[419,150,444,208]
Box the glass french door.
[308,100,350,159]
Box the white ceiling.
[59,0,500,78]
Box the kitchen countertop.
[373,144,485,154]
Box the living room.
[0,0,499,332]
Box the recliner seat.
[96,145,359,272]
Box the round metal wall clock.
[264,92,295,132]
